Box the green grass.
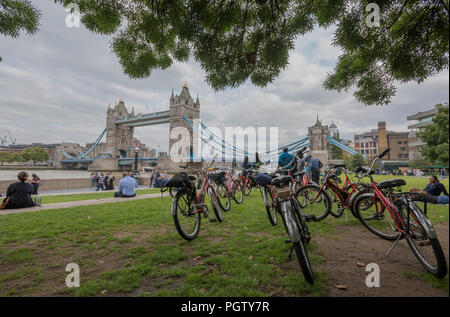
[0,191,328,297]
[0,174,448,297]
[403,271,449,293]
[41,188,160,204]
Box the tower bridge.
[54,83,355,171]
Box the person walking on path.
[91,173,96,187]
[96,173,105,191]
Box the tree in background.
[10,152,24,163]
[0,0,41,62]
[0,152,11,166]
[22,146,49,163]
[5,1,447,105]
[418,103,449,165]
[343,153,366,170]
[331,132,344,159]
[409,155,432,170]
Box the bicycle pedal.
[284,239,291,244]
[304,215,318,222]
[209,219,217,223]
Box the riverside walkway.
[0,192,169,215]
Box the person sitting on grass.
[0,172,35,210]
[409,176,449,205]
[114,172,138,198]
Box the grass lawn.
[0,174,448,297]
[41,188,161,204]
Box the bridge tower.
[169,83,200,160]
[105,99,135,159]
[308,115,331,165]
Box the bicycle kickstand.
[386,234,402,257]
[288,244,294,259]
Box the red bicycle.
[353,149,447,278]
[171,165,223,241]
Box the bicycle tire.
[172,189,201,241]
[263,187,277,226]
[216,183,231,212]
[208,187,223,222]
[232,180,244,204]
[354,193,400,241]
[244,183,253,196]
[397,200,448,278]
[290,198,314,283]
[295,184,331,221]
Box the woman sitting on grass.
[0,172,35,210]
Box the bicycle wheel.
[172,189,201,241]
[263,187,277,226]
[232,180,244,204]
[290,199,314,284]
[243,182,253,196]
[208,187,223,222]
[216,183,231,212]
[295,185,331,221]
[354,193,400,241]
[397,200,447,278]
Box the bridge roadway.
[115,110,170,127]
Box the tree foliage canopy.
[0,0,40,61]
[418,103,449,165]
[22,146,49,162]
[2,1,449,105]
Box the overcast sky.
[0,1,448,153]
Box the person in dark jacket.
[1,172,35,209]
[31,173,40,195]
[424,176,449,197]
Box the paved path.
[0,192,169,215]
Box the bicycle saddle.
[376,179,406,189]
[188,176,196,181]
[271,175,292,187]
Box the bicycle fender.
[281,201,301,243]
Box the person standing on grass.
[96,172,105,191]
[441,169,446,180]
[0,172,35,210]
[115,172,138,197]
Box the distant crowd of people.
[90,172,115,191]
[148,169,169,188]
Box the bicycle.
[269,174,314,283]
[217,166,245,206]
[353,149,447,278]
[169,164,224,241]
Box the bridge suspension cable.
[61,128,107,160]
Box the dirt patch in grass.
[315,222,449,297]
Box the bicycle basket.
[276,188,291,201]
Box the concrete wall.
[0,178,91,194]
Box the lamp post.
[133,147,140,174]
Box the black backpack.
[163,172,196,197]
